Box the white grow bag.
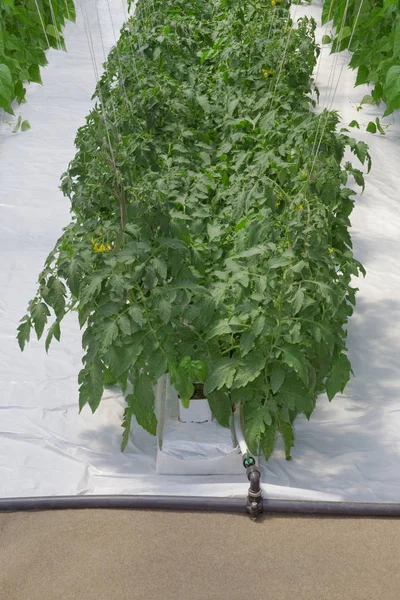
[155,376,244,476]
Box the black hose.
[0,495,247,513]
[1,495,400,517]
[264,499,400,517]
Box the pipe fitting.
[246,464,263,520]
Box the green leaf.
[240,331,255,356]
[207,390,232,428]
[348,120,360,129]
[385,66,400,114]
[21,120,31,132]
[253,314,265,336]
[0,64,13,103]
[66,257,82,297]
[206,319,231,340]
[278,415,294,460]
[366,121,377,134]
[270,364,286,394]
[118,314,131,336]
[326,353,352,401]
[360,94,374,106]
[28,63,42,85]
[31,302,50,339]
[43,277,66,319]
[228,97,240,115]
[158,298,171,323]
[107,338,144,378]
[81,275,103,305]
[375,117,385,135]
[147,348,167,380]
[232,350,266,389]
[190,360,207,382]
[152,257,167,279]
[128,305,144,327]
[292,288,304,315]
[353,141,369,167]
[322,34,331,44]
[101,321,119,349]
[260,421,277,460]
[46,24,59,38]
[197,94,211,113]
[17,318,31,351]
[204,358,238,395]
[128,374,157,434]
[78,357,104,413]
[280,345,309,385]
[12,115,22,133]
[207,223,223,241]
[109,274,126,296]
[268,257,291,269]
[244,401,272,454]
[277,373,314,415]
[45,321,61,353]
[121,402,134,451]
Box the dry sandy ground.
[1,510,399,599]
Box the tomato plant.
[19,0,368,460]
[0,0,75,114]
[322,0,400,115]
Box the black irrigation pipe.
[1,495,400,518]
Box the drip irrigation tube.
[1,495,400,517]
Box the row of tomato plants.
[19,0,368,459]
[0,0,75,115]
[322,0,400,115]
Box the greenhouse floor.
[1,510,399,599]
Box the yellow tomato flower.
[298,204,303,211]
[271,0,276,5]
[328,247,334,254]
[276,202,280,207]
[262,68,274,78]
[277,192,283,200]
[92,239,112,253]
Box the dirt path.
[1,510,399,599]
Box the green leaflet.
[385,66,400,114]
[269,364,286,395]
[31,302,50,339]
[204,358,238,395]
[207,390,232,428]
[278,415,294,461]
[42,277,66,320]
[277,373,314,417]
[123,374,157,442]
[17,318,31,351]
[326,353,353,401]
[244,401,272,455]
[232,351,266,389]
[280,345,309,386]
[78,357,104,413]
[0,64,13,108]
[260,420,277,461]
[45,321,61,353]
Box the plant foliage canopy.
[19,0,367,458]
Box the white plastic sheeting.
[1,0,399,502]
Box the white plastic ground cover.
[1,0,399,502]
